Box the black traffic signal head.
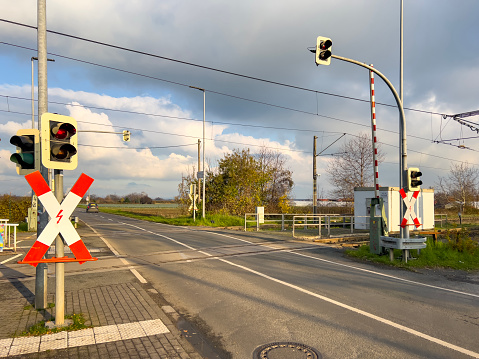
[41,113,78,170]
[316,36,332,65]
[408,167,423,191]
[9,129,40,175]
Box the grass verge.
[98,207,244,228]
[19,313,90,337]
[346,237,479,270]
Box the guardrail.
[244,213,347,232]
[0,220,18,252]
[380,236,427,263]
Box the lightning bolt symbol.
[56,209,64,224]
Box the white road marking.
[204,230,479,298]
[92,217,479,358]
[81,220,147,283]
[0,319,168,357]
[0,254,22,265]
[219,257,479,359]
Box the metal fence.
[0,219,18,252]
[244,212,369,238]
[434,214,448,227]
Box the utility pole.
[313,136,317,215]
[197,139,201,204]
[35,0,48,310]
[400,0,407,241]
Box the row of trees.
[177,148,294,215]
[90,192,156,204]
[177,133,479,216]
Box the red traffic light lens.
[52,123,76,139]
[320,39,332,50]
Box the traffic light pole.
[313,136,317,215]
[330,54,409,241]
[35,0,48,310]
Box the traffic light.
[9,129,40,175]
[41,113,78,170]
[408,167,423,191]
[316,36,332,65]
[123,130,130,142]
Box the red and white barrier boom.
[19,171,97,266]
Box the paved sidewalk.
[0,279,202,358]
[0,231,204,359]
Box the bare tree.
[436,162,479,210]
[326,133,384,200]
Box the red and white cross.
[399,188,421,228]
[22,171,94,266]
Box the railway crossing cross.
[21,171,95,266]
[399,188,421,228]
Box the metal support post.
[54,170,65,326]
[197,139,201,203]
[313,136,317,215]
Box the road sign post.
[19,171,97,327]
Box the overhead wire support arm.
[444,110,479,134]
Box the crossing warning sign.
[399,188,421,228]
[20,171,96,266]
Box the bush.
[445,229,478,254]
[0,195,30,223]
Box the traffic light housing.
[408,167,423,191]
[41,113,78,170]
[10,129,40,175]
[123,130,130,142]
[316,36,332,65]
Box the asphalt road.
[77,210,479,359]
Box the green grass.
[19,313,89,337]
[99,207,244,227]
[346,237,479,270]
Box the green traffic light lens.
[10,153,34,168]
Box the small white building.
[354,187,434,233]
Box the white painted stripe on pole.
[370,64,380,199]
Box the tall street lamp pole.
[189,86,206,218]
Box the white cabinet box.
[354,187,434,233]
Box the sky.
[1,0,479,200]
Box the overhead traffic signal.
[10,129,40,175]
[123,130,130,142]
[41,113,78,170]
[407,167,423,191]
[315,36,332,65]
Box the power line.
[0,21,450,117]
[1,99,477,164]
[79,143,197,150]
[0,93,446,146]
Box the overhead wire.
[0,19,476,164]
[0,20,450,117]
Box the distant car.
[86,203,99,213]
